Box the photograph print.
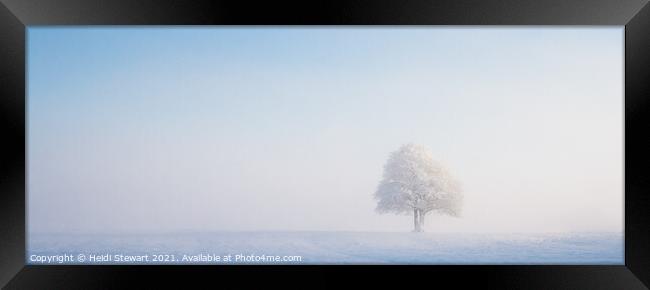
[27,27,623,265]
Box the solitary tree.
[374,143,463,232]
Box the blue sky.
[28,27,623,234]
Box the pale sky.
[28,27,623,234]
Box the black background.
[1,0,649,288]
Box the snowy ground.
[28,231,623,265]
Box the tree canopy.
[374,143,463,231]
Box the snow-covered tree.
[374,143,463,232]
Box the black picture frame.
[1,0,649,288]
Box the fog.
[28,27,623,234]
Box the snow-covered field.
[28,231,623,265]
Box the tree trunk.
[413,208,418,232]
[413,209,423,232]
[421,211,425,228]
